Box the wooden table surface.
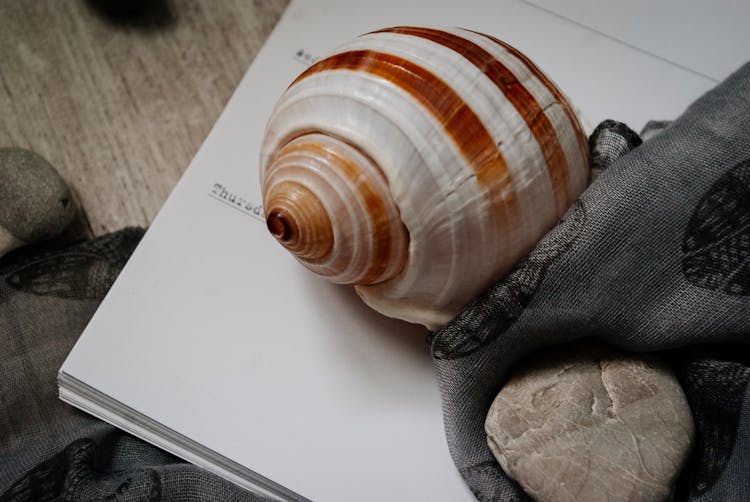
[0,0,289,235]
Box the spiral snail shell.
[260,27,589,329]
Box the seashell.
[260,26,590,329]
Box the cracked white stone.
[485,343,694,502]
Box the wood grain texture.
[0,0,289,235]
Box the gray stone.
[485,343,694,502]
[0,147,76,256]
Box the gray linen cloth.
[1,63,749,501]
[430,63,750,500]
[0,230,267,501]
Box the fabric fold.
[431,62,750,501]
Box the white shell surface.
[260,27,589,328]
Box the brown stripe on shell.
[475,31,590,189]
[293,49,520,237]
[378,26,572,213]
[273,138,405,285]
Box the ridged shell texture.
[260,26,589,329]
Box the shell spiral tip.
[264,181,334,261]
[266,211,292,242]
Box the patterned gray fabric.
[431,63,750,501]
[589,119,642,173]
[0,229,266,501]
